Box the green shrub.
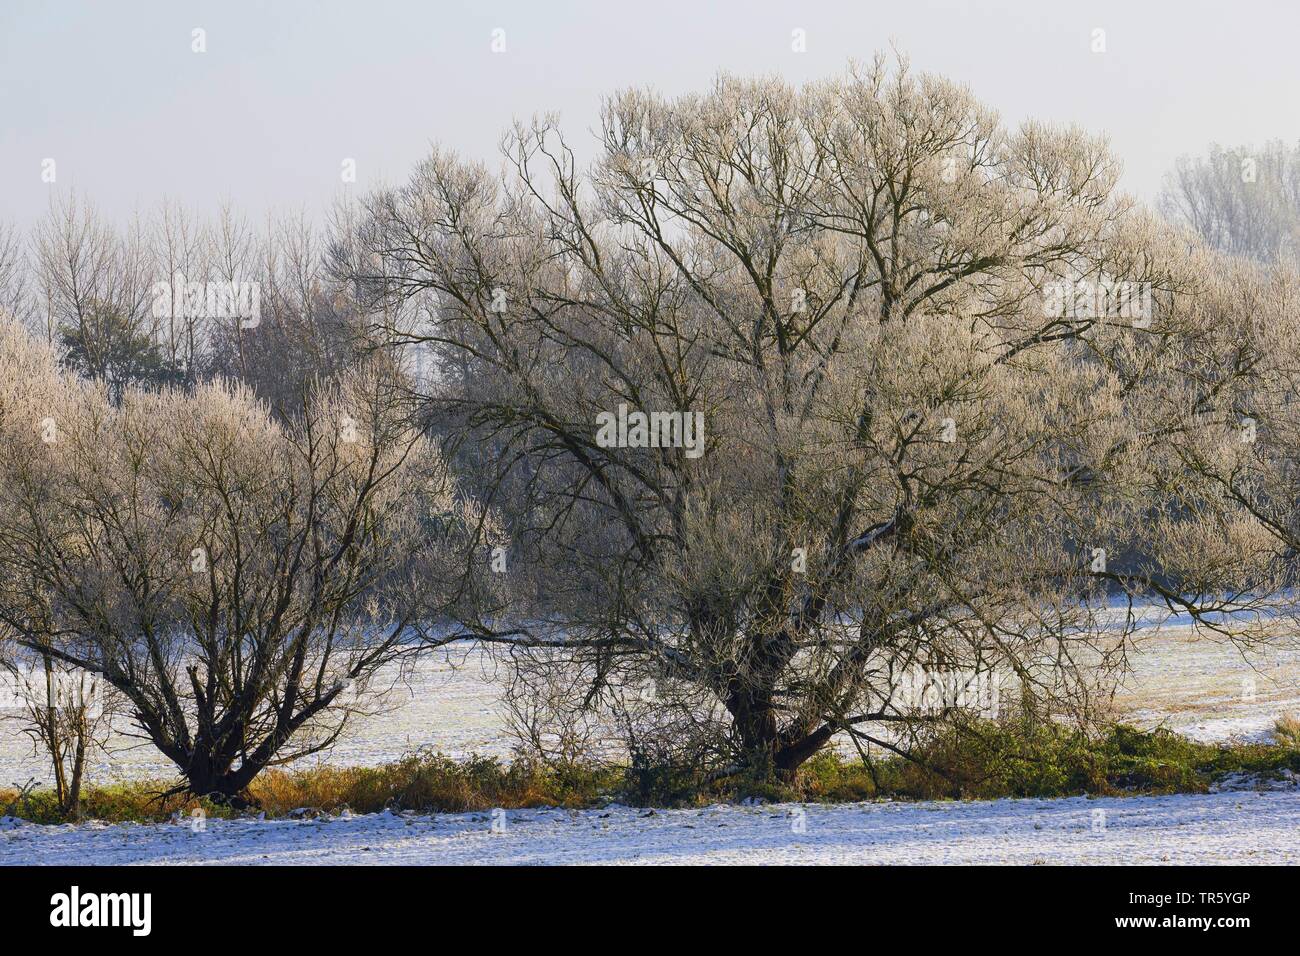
[5,721,1299,823]
[792,719,1300,801]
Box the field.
[5,617,1299,784]
[3,789,1295,865]
[3,616,1300,865]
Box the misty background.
[2,0,1296,231]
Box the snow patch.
[3,791,1296,865]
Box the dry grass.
[249,752,618,815]
[0,750,620,824]
[1274,712,1300,748]
[5,721,1300,824]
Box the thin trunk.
[42,657,69,807]
[67,730,85,819]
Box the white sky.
[2,0,1297,230]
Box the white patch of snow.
[2,791,1296,865]
[1208,769,1300,793]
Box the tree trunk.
[66,731,85,820]
[726,684,840,784]
[773,727,835,780]
[726,685,783,780]
[182,757,263,810]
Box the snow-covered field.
[3,618,1299,865]
[0,647,515,784]
[3,787,1296,865]
[4,624,1299,785]
[1113,628,1300,742]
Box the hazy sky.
[2,0,1297,230]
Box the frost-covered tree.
[1159,141,1300,267]
[0,320,489,804]
[1152,255,1300,570]
[336,59,1282,781]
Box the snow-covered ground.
[1112,628,1300,742]
[4,624,1299,786]
[0,647,514,784]
[3,615,1299,866]
[3,787,1296,865]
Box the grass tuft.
[1274,712,1300,748]
[4,720,1299,824]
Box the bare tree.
[149,198,213,381]
[33,192,178,400]
[1159,141,1300,266]
[1151,254,1300,587]
[0,642,116,819]
[0,319,491,805]
[208,210,371,413]
[0,222,32,326]
[336,59,1282,782]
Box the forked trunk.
[182,753,263,810]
